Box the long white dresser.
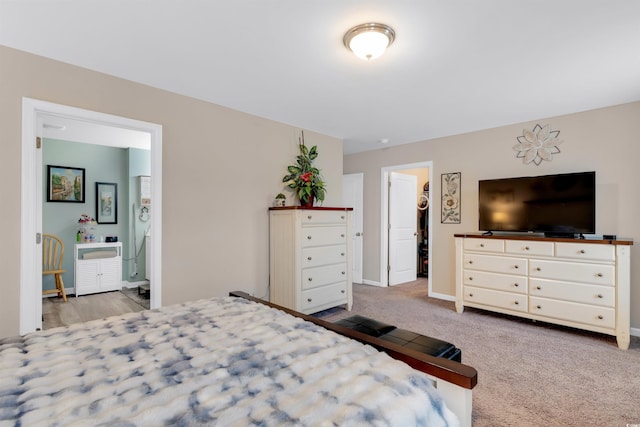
[269,207,353,314]
[454,234,633,349]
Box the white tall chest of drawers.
[454,234,633,349]
[269,207,353,314]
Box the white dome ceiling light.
[343,23,396,61]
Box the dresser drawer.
[301,226,347,247]
[301,210,348,224]
[555,242,615,261]
[505,240,554,257]
[302,263,347,290]
[301,282,347,312]
[463,270,527,294]
[464,286,528,312]
[530,296,615,329]
[529,259,614,286]
[530,278,614,307]
[463,238,504,253]
[464,253,527,275]
[302,245,347,267]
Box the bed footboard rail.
[230,291,477,427]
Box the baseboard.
[429,291,455,302]
[361,279,385,287]
[124,280,149,289]
[631,327,640,338]
[42,287,75,298]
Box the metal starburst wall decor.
[512,124,563,165]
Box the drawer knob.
[536,286,541,290]
[308,216,312,220]
[597,294,603,299]
[536,267,541,271]
[468,277,473,281]
[536,305,542,309]
[307,236,312,240]
[524,246,530,251]
[480,244,484,248]
[308,278,313,282]
[596,273,603,278]
[307,257,312,261]
[468,260,473,264]
[341,289,345,294]
[579,249,585,254]
[341,234,345,238]
[514,283,519,287]
[514,265,519,269]
[308,298,312,302]
[342,271,346,275]
[341,215,345,219]
[341,252,345,256]
[469,293,473,297]
[598,315,604,320]
[514,301,519,305]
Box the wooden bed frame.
[231,291,478,426]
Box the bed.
[0,292,477,426]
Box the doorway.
[342,173,364,285]
[20,98,163,334]
[381,162,432,289]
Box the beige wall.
[0,45,343,338]
[344,102,640,329]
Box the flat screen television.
[478,171,595,236]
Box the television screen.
[478,171,595,235]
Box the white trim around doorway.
[20,98,163,334]
[380,161,433,290]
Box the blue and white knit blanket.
[0,297,458,426]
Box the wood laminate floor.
[42,291,147,330]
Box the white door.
[343,173,363,284]
[389,172,417,285]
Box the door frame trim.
[380,161,433,288]
[20,98,163,334]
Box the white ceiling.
[2,1,640,154]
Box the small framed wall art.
[441,172,461,224]
[96,182,118,224]
[47,165,85,203]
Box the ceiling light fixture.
[343,23,395,61]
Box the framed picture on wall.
[441,172,461,224]
[96,182,118,224]
[47,165,85,203]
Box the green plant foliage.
[282,132,326,205]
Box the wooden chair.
[42,234,67,302]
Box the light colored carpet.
[315,280,640,427]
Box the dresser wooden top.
[269,206,353,211]
[454,233,633,246]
